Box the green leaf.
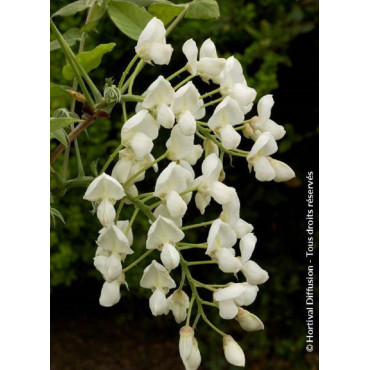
[62,43,116,80]
[50,83,72,104]
[50,28,83,52]
[51,129,70,148]
[52,0,96,17]
[51,207,65,226]
[107,1,153,40]
[186,0,220,19]
[82,0,109,32]
[148,2,186,25]
[50,117,82,133]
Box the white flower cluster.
[83,17,295,369]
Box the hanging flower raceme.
[220,56,257,114]
[194,153,237,214]
[83,173,125,226]
[182,38,226,84]
[140,260,176,316]
[146,216,185,270]
[208,96,244,150]
[243,94,286,140]
[247,132,295,182]
[135,17,173,65]
[121,109,159,159]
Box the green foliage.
[52,0,96,17]
[186,0,220,19]
[50,117,83,132]
[62,42,116,80]
[107,1,153,40]
[51,128,70,147]
[148,2,186,24]
[50,28,83,51]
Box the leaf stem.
[174,75,194,90]
[128,60,146,95]
[166,66,188,81]
[187,260,217,266]
[180,220,214,231]
[201,97,223,109]
[99,143,124,175]
[118,54,140,90]
[122,249,154,273]
[166,6,189,36]
[200,88,221,99]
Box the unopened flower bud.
[223,335,245,367]
[179,326,194,363]
[97,199,116,226]
[186,338,201,370]
[104,85,121,104]
[53,108,70,118]
[236,307,264,332]
[160,242,180,270]
[167,289,189,323]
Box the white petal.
[207,219,237,254]
[197,57,226,81]
[166,191,187,218]
[235,283,259,306]
[116,220,134,246]
[97,199,116,226]
[179,326,194,363]
[178,111,196,136]
[269,158,295,182]
[94,254,122,283]
[241,260,269,285]
[121,109,159,141]
[140,260,176,289]
[153,204,183,227]
[195,192,211,214]
[186,338,201,370]
[209,182,237,204]
[130,132,154,159]
[257,94,274,124]
[247,132,278,159]
[99,280,121,307]
[253,156,276,182]
[223,335,245,367]
[137,17,166,45]
[234,219,254,238]
[182,39,198,75]
[208,96,244,130]
[218,299,239,320]
[149,288,169,316]
[156,103,175,129]
[142,76,175,108]
[255,119,286,140]
[215,248,242,274]
[148,42,173,65]
[97,224,133,255]
[228,83,256,107]
[219,124,241,150]
[160,242,180,270]
[83,173,125,202]
[167,290,189,323]
[240,233,257,262]
[201,153,222,183]
[213,283,246,301]
[171,82,205,119]
[199,38,218,58]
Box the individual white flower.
[112,148,158,185]
[213,283,259,319]
[99,280,121,307]
[146,216,184,269]
[179,326,194,364]
[220,56,257,114]
[171,82,205,120]
[94,254,122,283]
[194,154,237,214]
[236,307,264,332]
[247,132,295,182]
[140,76,176,129]
[241,260,269,285]
[223,335,245,367]
[167,289,190,323]
[140,260,176,316]
[208,96,244,150]
[246,95,286,140]
[185,338,201,370]
[178,110,196,136]
[115,220,134,246]
[182,38,226,84]
[220,193,254,238]
[135,17,173,65]
[153,204,183,227]
[83,173,125,226]
[166,124,203,164]
[96,224,133,257]
[154,162,194,218]
[121,110,159,159]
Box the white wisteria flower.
[194,153,237,214]
[146,216,185,270]
[206,219,241,274]
[94,254,122,283]
[236,307,264,332]
[135,17,173,65]
[121,109,159,159]
[208,96,244,150]
[112,148,158,185]
[154,162,194,218]
[223,335,245,367]
[139,75,175,129]
[83,173,125,226]
[213,283,259,319]
[140,260,176,316]
[167,289,190,323]
[182,38,226,83]
[220,56,257,114]
[244,94,286,140]
[247,132,295,182]
[179,326,201,370]
[241,260,269,285]
[99,280,121,307]
[96,224,133,258]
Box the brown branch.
[50,115,95,165]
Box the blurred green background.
[50,0,319,369]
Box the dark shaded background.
[51,1,318,368]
